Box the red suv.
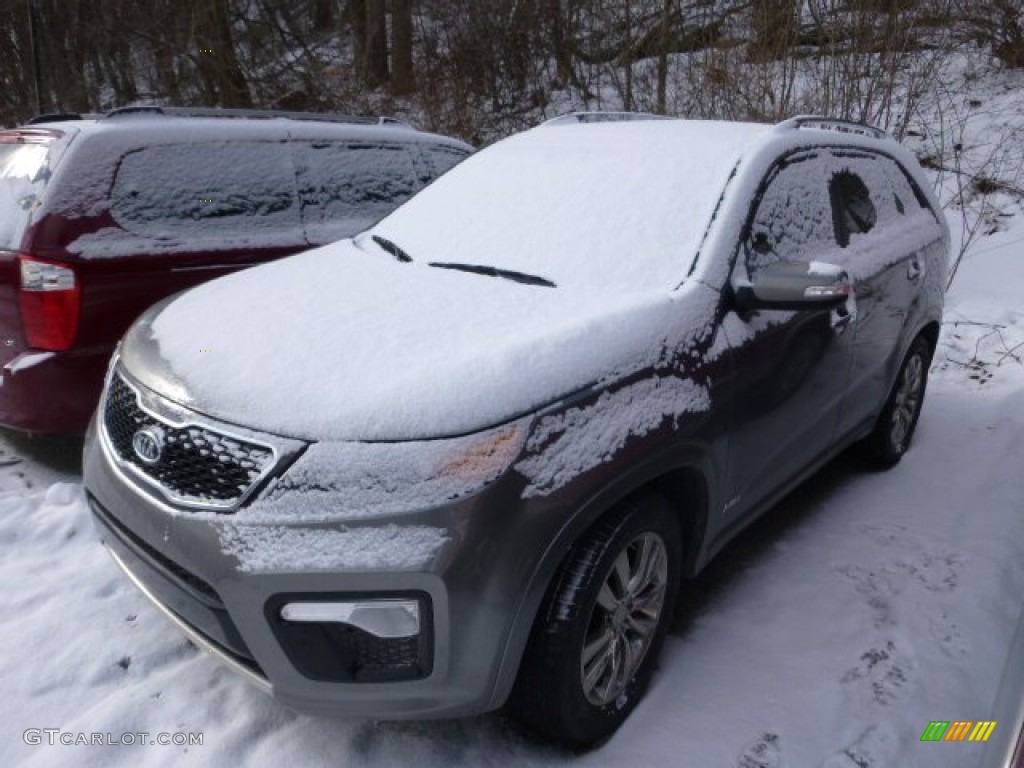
[0,107,470,433]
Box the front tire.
[508,493,682,749]
[861,335,931,466]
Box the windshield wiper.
[428,262,556,288]
[371,235,412,263]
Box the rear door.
[822,150,940,437]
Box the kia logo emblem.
[132,427,165,465]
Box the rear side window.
[829,170,877,247]
[293,142,420,244]
[110,141,302,244]
[419,145,470,183]
[0,142,51,250]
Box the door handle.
[831,306,854,335]
[907,257,925,281]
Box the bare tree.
[392,0,416,94]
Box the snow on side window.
[293,142,420,244]
[746,153,834,276]
[110,141,301,242]
[0,143,50,250]
[419,145,470,183]
[828,151,927,232]
[829,169,877,248]
[882,157,930,217]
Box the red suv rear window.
[0,137,55,251]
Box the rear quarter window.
[293,142,421,244]
[110,141,303,246]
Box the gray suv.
[83,113,948,748]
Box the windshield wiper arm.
[371,235,413,263]
[428,262,556,288]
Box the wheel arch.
[488,447,715,710]
[917,319,940,359]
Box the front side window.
[745,152,835,277]
[111,141,302,245]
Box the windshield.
[0,141,51,251]
[371,120,761,296]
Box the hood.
[120,240,712,441]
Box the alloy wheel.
[890,352,924,450]
[580,532,669,707]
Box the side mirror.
[734,261,852,312]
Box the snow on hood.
[372,118,764,295]
[124,119,752,441]
[125,240,712,441]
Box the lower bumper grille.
[88,493,258,670]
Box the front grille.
[102,371,276,510]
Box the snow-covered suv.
[83,113,948,748]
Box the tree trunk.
[623,0,633,110]
[392,0,415,94]
[196,0,252,106]
[656,0,670,114]
[364,0,389,86]
[312,0,335,32]
[548,0,573,87]
[351,0,368,81]
[749,0,798,62]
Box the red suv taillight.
[17,255,81,351]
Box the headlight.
[242,419,529,523]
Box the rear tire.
[860,336,931,466]
[508,493,682,749]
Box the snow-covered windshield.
[0,142,50,251]
[371,120,765,296]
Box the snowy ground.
[1,217,1022,768]
[3,76,1024,768]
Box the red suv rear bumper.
[0,344,111,434]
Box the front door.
[717,149,856,526]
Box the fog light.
[280,599,420,639]
[269,593,434,682]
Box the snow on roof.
[50,114,468,148]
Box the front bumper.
[83,410,555,720]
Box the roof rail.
[776,115,891,141]
[26,112,102,125]
[103,106,410,127]
[543,111,672,126]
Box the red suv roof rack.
[26,112,102,124]
[103,106,409,127]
